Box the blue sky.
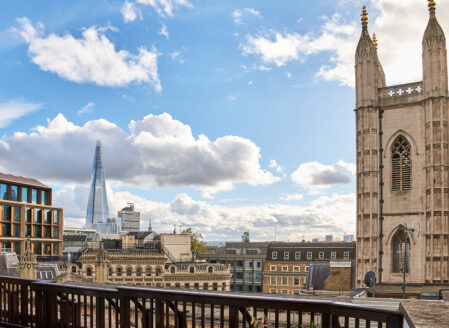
[0,0,447,241]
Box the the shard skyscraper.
[86,141,117,233]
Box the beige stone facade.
[355,4,449,285]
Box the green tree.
[182,228,207,253]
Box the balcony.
[0,275,403,327]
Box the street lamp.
[402,226,414,299]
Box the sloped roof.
[0,172,49,188]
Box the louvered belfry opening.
[391,135,411,191]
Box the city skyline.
[1,0,449,241]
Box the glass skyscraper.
[86,141,114,233]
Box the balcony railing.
[0,275,403,327]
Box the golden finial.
[361,6,368,24]
[372,33,378,49]
[428,0,436,9]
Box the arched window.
[71,266,77,273]
[146,267,152,276]
[86,267,92,277]
[170,266,175,274]
[136,267,142,277]
[189,266,194,274]
[392,229,410,273]
[208,266,213,273]
[127,267,132,277]
[117,267,122,277]
[391,136,411,191]
[109,267,113,276]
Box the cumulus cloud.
[240,0,449,86]
[56,186,355,241]
[158,24,169,39]
[15,17,161,91]
[135,0,192,17]
[77,102,95,116]
[0,100,42,128]
[291,161,352,189]
[232,8,261,25]
[280,193,303,201]
[121,1,142,23]
[0,113,279,195]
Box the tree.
[182,228,207,253]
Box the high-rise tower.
[355,1,449,286]
[86,141,110,231]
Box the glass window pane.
[53,227,59,239]
[44,210,51,224]
[2,224,11,237]
[13,224,20,237]
[11,185,18,201]
[31,189,37,204]
[21,187,28,202]
[33,225,41,238]
[0,184,7,200]
[25,225,31,238]
[41,190,46,205]
[14,242,21,255]
[33,242,41,255]
[53,243,59,254]
[53,211,59,224]
[25,208,32,223]
[13,206,21,222]
[34,209,41,223]
[44,226,51,238]
[2,242,11,251]
[44,242,51,255]
[3,205,11,221]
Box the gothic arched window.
[86,267,92,277]
[391,135,411,191]
[392,229,410,273]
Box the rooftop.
[0,172,49,189]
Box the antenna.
[274,223,277,241]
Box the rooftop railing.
[0,275,403,327]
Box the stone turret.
[422,0,448,97]
[355,6,382,108]
[372,33,386,89]
[20,237,38,279]
[94,240,110,283]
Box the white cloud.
[269,159,284,174]
[248,80,253,85]
[158,24,169,39]
[15,17,161,91]
[286,72,293,79]
[336,159,356,176]
[232,8,261,25]
[280,193,304,201]
[121,1,142,23]
[0,113,279,195]
[57,187,355,241]
[77,102,95,116]
[136,0,192,17]
[170,51,180,59]
[0,100,42,128]
[291,161,352,189]
[227,95,236,101]
[240,0,449,86]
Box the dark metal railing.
[0,275,403,327]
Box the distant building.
[262,241,356,295]
[0,172,63,261]
[325,235,333,242]
[343,234,355,242]
[118,203,140,232]
[197,242,268,292]
[312,238,319,243]
[86,141,116,234]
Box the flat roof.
[0,172,49,189]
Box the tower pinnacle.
[372,33,378,49]
[428,0,436,10]
[361,6,368,25]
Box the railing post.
[229,306,239,328]
[20,284,29,326]
[120,295,131,328]
[321,312,331,328]
[155,299,165,328]
[8,291,18,323]
[43,290,57,328]
[96,297,105,328]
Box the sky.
[1,0,448,242]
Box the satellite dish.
[364,271,376,287]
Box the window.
[2,224,10,237]
[53,211,59,224]
[272,251,277,259]
[392,229,410,273]
[270,289,277,294]
[391,135,411,191]
[305,266,309,272]
[294,277,300,286]
[53,227,59,239]
[33,225,41,238]
[0,184,7,200]
[72,266,77,273]
[34,209,41,223]
[117,267,122,276]
[203,283,208,290]
[270,277,276,285]
[146,267,151,276]
[208,266,213,273]
[331,251,337,259]
[3,205,11,221]
[136,267,142,276]
[295,251,301,260]
[44,242,51,255]
[282,266,288,272]
[293,266,300,272]
[21,187,28,202]
[281,290,289,294]
[222,283,227,290]
[13,206,20,222]
[319,251,324,259]
[175,283,181,288]
[270,265,276,271]
[189,266,194,273]
[31,189,38,204]
[86,267,92,277]
[284,252,289,259]
[225,249,237,254]
[33,242,41,255]
[246,249,258,255]
[26,208,32,223]
[282,277,288,285]
[11,185,18,201]
[194,283,199,289]
[344,251,350,260]
[213,283,218,291]
[170,266,175,274]
[53,243,59,254]
[307,252,312,260]
[41,190,47,205]
[127,267,132,276]
[109,267,113,276]
[184,283,190,288]
[156,268,161,276]
[44,226,51,238]
[256,261,261,268]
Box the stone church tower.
[356,1,449,285]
